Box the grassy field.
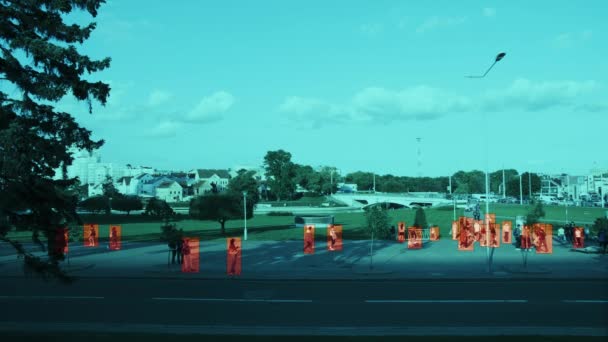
[6,203,606,243]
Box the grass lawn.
[5,204,606,243]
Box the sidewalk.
[1,238,607,280]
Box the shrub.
[267,211,293,216]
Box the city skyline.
[6,0,605,177]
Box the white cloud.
[147,90,172,106]
[481,78,598,112]
[360,23,383,36]
[483,8,496,17]
[553,30,593,48]
[279,79,601,127]
[416,16,466,34]
[146,121,181,138]
[185,91,235,123]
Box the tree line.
[261,150,542,200]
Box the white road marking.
[365,299,527,303]
[151,297,312,303]
[0,296,104,300]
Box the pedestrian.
[390,225,396,239]
[304,226,314,254]
[598,229,607,255]
[168,237,177,264]
[521,226,532,250]
[176,234,184,265]
[536,226,548,252]
[88,226,96,247]
[398,224,406,243]
[557,226,566,243]
[574,227,583,248]
[329,226,337,251]
[182,238,193,272]
[228,238,240,275]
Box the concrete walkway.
[1,237,607,280]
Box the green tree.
[111,196,142,215]
[78,196,108,214]
[263,150,296,201]
[145,198,174,218]
[365,206,391,240]
[525,201,545,226]
[365,205,390,270]
[345,171,374,191]
[318,166,339,195]
[0,0,111,282]
[228,170,260,205]
[294,164,316,191]
[413,207,428,229]
[490,169,519,195]
[189,194,244,235]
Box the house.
[192,180,210,196]
[133,173,154,195]
[188,169,231,191]
[115,176,138,196]
[155,181,183,203]
[141,175,173,197]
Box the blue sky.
[48,0,608,177]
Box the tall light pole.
[519,173,523,205]
[565,173,569,223]
[502,167,506,198]
[243,191,248,241]
[467,51,506,274]
[529,172,532,199]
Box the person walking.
[557,226,566,243]
[182,238,193,272]
[329,226,337,251]
[574,227,583,248]
[521,226,532,250]
[304,226,314,254]
[598,228,607,255]
[176,234,184,265]
[228,238,240,275]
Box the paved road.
[0,278,606,335]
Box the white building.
[54,148,101,184]
[140,175,173,197]
[188,169,231,192]
[155,181,183,203]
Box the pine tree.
[0,0,111,282]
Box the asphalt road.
[0,277,606,335]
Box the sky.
[25,0,608,177]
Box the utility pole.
[416,137,422,178]
[529,172,532,199]
[519,173,523,205]
[373,173,376,193]
[502,168,506,198]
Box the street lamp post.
[243,191,248,241]
[519,173,523,205]
[467,52,506,274]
